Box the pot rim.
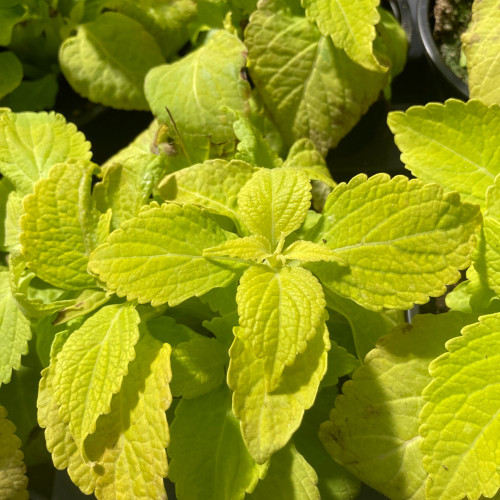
[417,0,469,98]
[385,0,413,44]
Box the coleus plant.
[0,0,406,156]
[0,103,482,499]
[2,3,496,500]
[316,1,500,498]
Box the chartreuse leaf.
[151,315,227,399]
[94,153,167,230]
[38,330,97,494]
[20,160,101,290]
[110,0,196,60]
[53,303,140,462]
[9,255,76,319]
[229,320,329,464]
[89,203,246,307]
[0,405,28,500]
[324,287,401,360]
[302,0,384,72]
[468,177,500,299]
[83,330,171,499]
[39,327,171,499]
[320,312,475,499]
[158,159,257,233]
[204,235,272,262]
[249,442,319,499]
[0,269,31,386]
[462,0,500,105]
[145,30,250,143]
[374,6,408,83]
[233,113,283,168]
[0,111,92,196]
[294,387,361,499]
[169,384,267,500]
[308,174,481,311]
[59,12,165,110]
[320,341,359,389]
[0,52,22,100]
[283,240,345,264]
[53,289,109,325]
[420,313,500,500]
[388,99,500,208]
[235,265,326,390]
[282,139,335,188]
[238,168,311,247]
[245,7,387,154]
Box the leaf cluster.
[1,0,499,499]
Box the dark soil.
[433,0,473,82]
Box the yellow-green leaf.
[89,203,245,307]
[169,384,267,500]
[238,168,311,247]
[20,160,101,290]
[309,174,481,310]
[236,265,326,390]
[0,270,31,386]
[302,0,385,72]
[421,313,500,500]
[462,0,500,105]
[53,304,140,462]
[229,320,329,463]
[0,405,28,500]
[0,111,91,196]
[321,312,475,499]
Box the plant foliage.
[1,0,499,499]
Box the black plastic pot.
[386,0,413,44]
[417,0,469,99]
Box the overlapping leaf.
[421,313,500,500]
[245,7,388,154]
[282,139,335,188]
[0,405,28,500]
[59,12,165,110]
[320,312,475,499]
[0,269,31,386]
[233,113,283,168]
[388,99,500,208]
[94,153,168,230]
[157,317,227,399]
[228,321,329,464]
[294,387,361,500]
[20,160,101,289]
[307,174,481,310]
[89,202,246,307]
[169,385,267,500]
[0,111,91,196]
[302,0,384,72]
[39,328,171,499]
[469,177,500,298]
[9,255,76,319]
[249,443,319,499]
[53,304,140,462]
[158,159,257,233]
[235,265,326,390]
[462,0,500,105]
[145,30,250,143]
